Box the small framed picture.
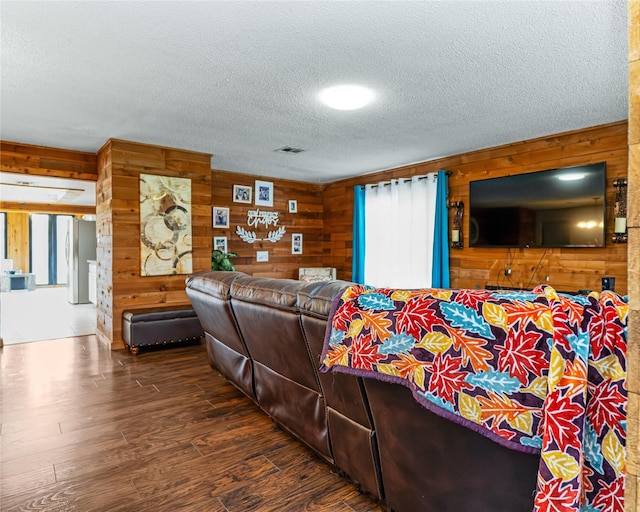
[292,233,303,255]
[288,200,297,213]
[233,184,252,204]
[256,250,269,262]
[213,236,228,253]
[213,206,230,228]
[255,180,274,207]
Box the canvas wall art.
[139,174,193,276]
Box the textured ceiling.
[0,1,628,184]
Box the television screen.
[468,163,607,248]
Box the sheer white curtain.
[363,174,438,288]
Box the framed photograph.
[255,180,274,207]
[288,200,297,213]
[213,236,228,253]
[213,206,230,228]
[292,233,303,255]
[233,184,252,204]
[256,250,269,262]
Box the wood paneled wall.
[0,202,95,215]
[211,169,324,279]
[0,141,97,180]
[0,123,631,350]
[96,140,212,350]
[323,121,629,295]
[4,212,30,273]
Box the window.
[362,177,437,288]
[29,214,73,286]
[31,214,50,284]
[353,171,450,289]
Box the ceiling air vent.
[274,146,305,154]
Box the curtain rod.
[363,170,452,189]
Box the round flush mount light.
[319,84,375,110]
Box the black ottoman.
[122,306,204,355]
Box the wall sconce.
[612,178,627,244]
[451,200,464,249]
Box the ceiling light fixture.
[319,84,375,110]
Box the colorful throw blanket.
[320,285,627,512]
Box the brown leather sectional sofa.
[185,271,539,512]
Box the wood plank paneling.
[0,202,95,216]
[1,123,631,351]
[0,141,97,180]
[323,121,629,295]
[96,140,212,350]
[210,170,324,280]
[5,212,30,273]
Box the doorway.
[0,213,97,344]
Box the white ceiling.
[0,1,628,185]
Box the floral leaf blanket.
[319,285,627,512]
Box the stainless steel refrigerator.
[67,219,96,304]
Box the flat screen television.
[468,162,607,248]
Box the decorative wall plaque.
[235,209,286,243]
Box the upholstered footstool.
[122,306,204,355]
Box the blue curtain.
[431,170,450,288]
[352,185,366,283]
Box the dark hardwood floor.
[0,336,384,512]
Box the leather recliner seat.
[186,271,382,499]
